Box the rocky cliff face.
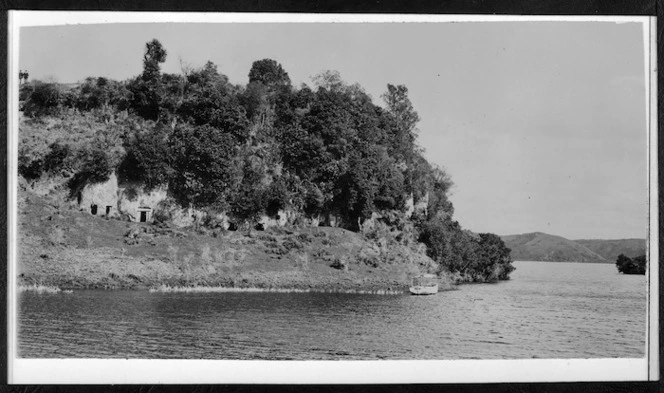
[77,173,331,230]
[76,172,431,232]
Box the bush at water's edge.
[616,254,646,275]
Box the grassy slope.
[574,239,646,261]
[17,187,447,292]
[501,232,608,263]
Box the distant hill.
[574,238,646,262]
[501,232,647,263]
[501,232,608,263]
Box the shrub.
[24,82,63,117]
[202,213,226,230]
[616,254,646,274]
[263,179,290,217]
[18,155,43,180]
[67,147,115,197]
[124,227,142,245]
[48,227,65,246]
[74,77,132,112]
[43,142,72,174]
[296,233,313,243]
[257,234,278,243]
[312,229,327,238]
[282,237,303,252]
[330,256,349,271]
[361,255,379,268]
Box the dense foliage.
[19,39,515,282]
[615,254,646,275]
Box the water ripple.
[18,262,646,359]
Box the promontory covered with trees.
[18,39,515,291]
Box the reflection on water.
[18,261,647,359]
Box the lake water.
[18,261,647,359]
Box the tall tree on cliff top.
[381,84,421,194]
[130,39,168,120]
[142,39,167,81]
[178,60,249,143]
[248,59,291,88]
[382,84,419,154]
[244,59,292,137]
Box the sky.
[18,20,650,239]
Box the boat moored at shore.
[409,274,438,295]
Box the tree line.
[19,39,515,282]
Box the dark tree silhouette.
[616,254,646,274]
[142,39,167,81]
[248,58,291,88]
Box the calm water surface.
[19,261,647,359]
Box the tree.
[418,216,514,283]
[178,61,250,143]
[23,82,62,117]
[382,84,420,136]
[427,166,455,220]
[333,152,376,230]
[66,147,117,198]
[169,124,241,210]
[43,142,72,174]
[119,123,172,190]
[75,77,132,111]
[244,81,268,117]
[142,39,167,82]
[229,151,269,222]
[248,59,291,88]
[419,218,465,271]
[616,254,646,274]
[475,233,515,281]
[129,39,168,120]
[312,70,344,92]
[381,84,421,195]
[263,177,290,217]
[157,73,186,121]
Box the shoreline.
[19,280,456,295]
[18,257,457,294]
[17,284,409,295]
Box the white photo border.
[7,11,658,384]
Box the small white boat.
[409,274,438,295]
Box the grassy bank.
[17,188,451,293]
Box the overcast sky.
[19,21,649,239]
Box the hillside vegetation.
[18,189,445,291]
[501,232,646,263]
[575,239,646,262]
[18,39,515,288]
